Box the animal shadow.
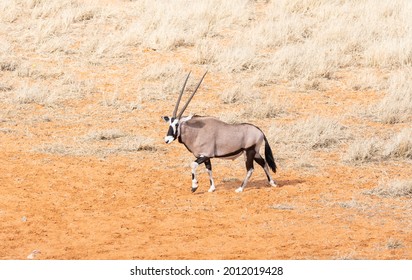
[191,178,304,194]
[220,178,305,192]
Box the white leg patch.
[270,180,278,187]
[236,169,254,193]
[263,164,277,187]
[235,187,243,193]
[207,169,215,192]
[192,179,198,190]
[191,161,199,191]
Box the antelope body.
[162,72,277,193]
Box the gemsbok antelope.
[162,71,277,193]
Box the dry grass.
[369,70,412,124]
[83,129,128,141]
[350,70,386,92]
[364,180,412,198]
[3,0,412,93]
[384,128,412,160]
[343,138,383,164]
[333,251,358,260]
[232,0,412,89]
[245,98,288,119]
[140,63,184,82]
[337,199,368,211]
[13,84,56,105]
[344,128,412,163]
[0,60,18,72]
[219,84,256,105]
[0,84,13,92]
[269,204,295,211]
[386,238,404,250]
[217,111,243,125]
[269,116,348,149]
[1,0,410,165]
[35,135,157,157]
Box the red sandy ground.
[1,88,411,259]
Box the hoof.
[270,180,278,187]
[191,187,198,193]
[235,187,243,193]
[208,186,216,193]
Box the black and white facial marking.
[162,116,179,144]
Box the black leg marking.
[204,159,212,171]
[254,153,276,187]
[196,156,209,165]
[254,156,271,182]
[254,156,265,168]
[245,149,255,171]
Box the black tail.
[264,136,277,173]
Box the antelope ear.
[162,116,170,122]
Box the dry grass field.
[1,0,411,259]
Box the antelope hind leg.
[254,153,277,187]
[236,149,255,193]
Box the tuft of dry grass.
[0,84,13,92]
[370,70,412,124]
[269,116,348,149]
[219,84,255,105]
[343,138,382,164]
[0,60,18,72]
[337,199,368,211]
[257,41,337,89]
[384,128,412,160]
[140,62,184,82]
[333,251,358,260]
[216,45,262,73]
[364,180,412,198]
[83,129,128,141]
[13,84,56,105]
[243,98,288,119]
[0,128,14,134]
[217,111,243,125]
[345,128,412,164]
[386,238,404,250]
[269,204,295,211]
[350,70,386,92]
[193,39,219,66]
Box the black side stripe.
[215,145,256,158]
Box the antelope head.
[162,71,207,144]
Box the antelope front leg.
[190,156,209,193]
[191,161,199,192]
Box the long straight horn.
[177,71,207,119]
[173,71,191,118]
